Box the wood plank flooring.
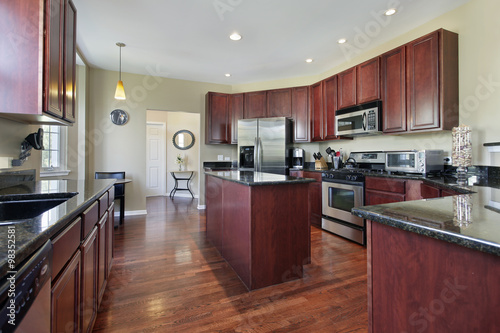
[93,197,368,332]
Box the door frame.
[146,122,166,197]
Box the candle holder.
[452,125,472,182]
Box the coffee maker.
[290,148,305,169]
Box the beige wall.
[0,119,38,173]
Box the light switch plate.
[217,155,223,161]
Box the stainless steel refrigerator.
[238,117,293,175]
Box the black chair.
[95,172,126,225]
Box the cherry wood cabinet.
[97,213,108,306]
[106,203,115,277]
[205,175,224,253]
[0,0,77,124]
[303,171,322,227]
[382,29,458,134]
[205,92,230,144]
[421,183,460,198]
[323,75,338,140]
[244,91,267,119]
[381,46,407,133]
[357,58,380,104]
[267,88,292,118]
[365,177,423,204]
[230,93,244,144]
[81,226,98,333]
[310,82,324,142]
[337,67,357,109]
[291,86,310,142]
[51,250,81,333]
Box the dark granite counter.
[205,170,315,186]
[0,179,114,277]
[353,177,500,256]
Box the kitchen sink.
[0,193,77,223]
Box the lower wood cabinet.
[365,177,423,204]
[51,250,81,333]
[289,170,322,228]
[98,212,108,306]
[81,226,98,333]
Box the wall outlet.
[217,155,223,161]
[224,157,230,161]
[444,156,452,165]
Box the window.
[40,125,69,177]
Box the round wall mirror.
[173,130,195,150]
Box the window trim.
[40,125,71,178]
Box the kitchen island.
[352,180,500,332]
[205,171,314,290]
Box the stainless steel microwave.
[335,101,382,136]
[385,150,444,175]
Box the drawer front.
[98,192,108,219]
[108,186,115,207]
[303,171,322,182]
[82,201,99,239]
[52,217,81,280]
[366,177,405,194]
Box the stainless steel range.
[321,151,386,245]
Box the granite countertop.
[352,176,500,256]
[205,170,315,186]
[0,179,114,277]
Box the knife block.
[315,157,328,170]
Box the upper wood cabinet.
[267,88,292,117]
[205,92,230,144]
[230,93,244,144]
[382,29,458,133]
[323,75,338,140]
[291,86,309,142]
[0,0,77,125]
[244,91,267,119]
[310,81,324,142]
[338,58,380,110]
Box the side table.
[169,171,195,198]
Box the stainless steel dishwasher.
[0,240,52,333]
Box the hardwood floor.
[93,197,368,332]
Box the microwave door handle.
[362,112,367,131]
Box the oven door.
[322,181,364,226]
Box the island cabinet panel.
[221,180,251,288]
[267,88,292,118]
[291,86,310,142]
[356,57,380,104]
[310,81,324,141]
[244,91,267,119]
[230,93,244,144]
[337,67,357,109]
[251,183,310,290]
[51,249,81,333]
[206,92,230,144]
[303,171,322,228]
[381,46,407,133]
[205,175,224,252]
[367,221,500,332]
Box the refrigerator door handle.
[257,137,262,172]
[254,137,259,171]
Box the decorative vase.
[178,163,182,171]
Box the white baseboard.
[114,210,147,217]
[197,205,206,210]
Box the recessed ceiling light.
[225,73,231,77]
[305,59,313,63]
[385,8,397,16]
[337,38,347,44]
[229,33,242,41]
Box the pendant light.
[114,42,126,100]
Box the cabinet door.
[406,31,440,131]
[106,203,114,277]
[310,82,323,141]
[244,91,267,119]
[289,170,303,177]
[230,93,244,144]
[267,88,292,118]
[291,86,309,142]
[63,0,77,122]
[357,57,380,104]
[420,183,441,199]
[381,46,407,133]
[97,213,108,306]
[303,172,322,227]
[52,249,81,333]
[81,226,98,333]
[205,92,230,144]
[323,75,338,140]
[44,0,65,118]
[337,67,357,109]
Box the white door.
[146,123,166,196]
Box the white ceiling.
[73,0,469,85]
